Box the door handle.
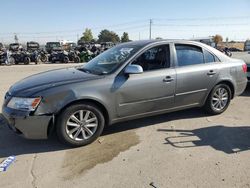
[163,76,174,83]
[207,70,216,76]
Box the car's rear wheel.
[204,84,231,115]
[56,103,105,147]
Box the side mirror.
[124,64,143,74]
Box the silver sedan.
[2,40,248,147]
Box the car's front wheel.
[204,84,231,115]
[56,103,105,147]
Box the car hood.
[8,67,102,97]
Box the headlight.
[7,97,41,111]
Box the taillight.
[242,63,247,73]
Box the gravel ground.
[0,57,250,188]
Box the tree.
[80,28,93,42]
[98,29,120,43]
[213,34,223,48]
[121,32,130,42]
[155,37,163,40]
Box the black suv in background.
[9,43,22,52]
[45,42,61,54]
[27,41,40,51]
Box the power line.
[0,19,148,35]
[1,16,249,35]
[153,16,250,21]
[154,23,250,27]
[1,16,250,42]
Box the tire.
[5,57,14,66]
[24,57,30,65]
[40,55,47,63]
[63,56,69,63]
[56,103,105,147]
[74,56,80,63]
[204,84,231,115]
[14,58,18,64]
[35,55,41,64]
[9,57,15,65]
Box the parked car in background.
[2,40,247,147]
[49,47,69,63]
[45,42,61,54]
[68,49,80,63]
[244,40,250,51]
[11,49,31,64]
[26,41,41,64]
[0,49,14,66]
[101,42,115,51]
[9,43,22,52]
[63,42,77,51]
[27,41,40,51]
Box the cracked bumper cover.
[2,106,53,139]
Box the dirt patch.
[61,129,139,179]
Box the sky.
[0,0,250,44]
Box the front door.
[115,44,176,117]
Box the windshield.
[47,43,60,48]
[9,44,20,49]
[69,43,76,47]
[28,43,39,48]
[80,44,141,75]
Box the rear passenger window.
[175,44,204,66]
[204,50,215,63]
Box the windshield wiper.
[78,67,104,75]
[78,67,91,74]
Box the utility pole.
[14,33,18,43]
[139,32,140,40]
[149,19,153,40]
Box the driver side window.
[132,45,170,71]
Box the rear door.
[174,43,219,107]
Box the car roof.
[120,39,208,46]
[118,39,231,62]
[46,42,60,44]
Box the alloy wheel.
[66,110,98,141]
[211,87,229,111]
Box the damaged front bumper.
[2,106,53,139]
